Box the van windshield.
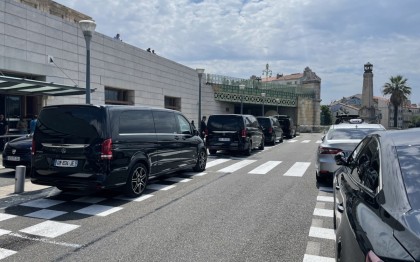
[36,106,104,144]
[208,115,242,131]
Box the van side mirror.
[334,152,347,166]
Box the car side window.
[250,117,259,128]
[245,117,253,128]
[350,137,380,193]
[153,111,177,134]
[119,110,155,134]
[176,114,192,135]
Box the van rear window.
[37,106,104,144]
[208,116,242,131]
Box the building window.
[164,96,181,111]
[105,87,133,105]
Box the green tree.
[320,105,332,125]
[382,75,411,128]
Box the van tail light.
[268,127,273,134]
[241,128,247,138]
[101,138,113,159]
[366,251,384,262]
[319,146,342,155]
[31,139,35,155]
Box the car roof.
[374,128,420,147]
[329,122,385,130]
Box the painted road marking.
[147,184,176,191]
[20,199,65,209]
[0,248,17,259]
[73,196,107,204]
[313,208,334,218]
[115,194,154,202]
[206,158,231,168]
[301,140,311,143]
[303,254,335,262]
[218,160,256,173]
[249,161,282,174]
[20,221,80,238]
[0,213,16,222]
[25,209,67,220]
[75,205,123,217]
[309,226,335,240]
[284,162,311,177]
[317,196,334,202]
[165,177,192,183]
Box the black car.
[2,134,32,170]
[274,115,296,138]
[256,116,283,145]
[206,114,264,156]
[31,104,207,197]
[334,128,420,261]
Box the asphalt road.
[0,133,336,261]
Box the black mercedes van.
[31,104,207,197]
[206,114,264,156]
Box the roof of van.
[42,104,176,112]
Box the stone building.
[0,0,322,133]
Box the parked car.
[2,134,32,170]
[315,119,385,182]
[273,115,296,138]
[334,128,420,261]
[31,104,207,197]
[206,114,264,156]
[256,116,283,145]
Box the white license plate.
[7,156,20,161]
[55,159,78,167]
[219,138,230,142]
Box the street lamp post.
[239,84,245,114]
[261,93,266,116]
[276,98,280,113]
[196,68,205,128]
[79,20,96,104]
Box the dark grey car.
[256,116,283,145]
[206,114,264,156]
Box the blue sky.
[54,0,420,105]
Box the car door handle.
[335,184,340,190]
[337,203,344,213]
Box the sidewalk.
[0,154,50,201]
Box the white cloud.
[55,0,420,104]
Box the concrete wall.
[0,0,219,122]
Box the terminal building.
[0,0,322,134]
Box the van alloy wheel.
[125,163,148,197]
[193,149,207,172]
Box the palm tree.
[382,75,411,128]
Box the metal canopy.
[0,76,94,96]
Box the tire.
[258,139,264,150]
[280,135,283,143]
[56,186,76,192]
[193,149,207,172]
[209,149,217,155]
[124,163,148,197]
[271,135,276,145]
[244,143,252,156]
[316,171,322,183]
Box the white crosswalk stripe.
[218,160,256,173]
[0,248,17,259]
[309,226,335,240]
[249,161,282,174]
[313,208,334,218]
[301,140,311,143]
[303,254,335,262]
[206,158,230,168]
[283,162,311,177]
